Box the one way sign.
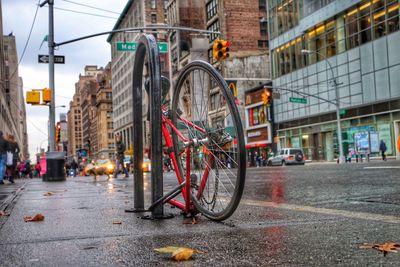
[38,54,65,64]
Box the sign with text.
[116,42,168,53]
[38,55,65,64]
[289,97,307,104]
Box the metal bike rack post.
[128,34,164,218]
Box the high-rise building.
[2,35,27,154]
[268,0,400,161]
[107,0,169,151]
[95,63,114,159]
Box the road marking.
[241,199,400,224]
[363,166,400,169]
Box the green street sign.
[339,109,346,115]
[289,97,307,104]
[116,42,137,51]
[116,42,168,53]
[157,42,168,53]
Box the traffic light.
[56,124,61,143]
[262,89,271,106]
[213,39,230,61]
[26,91,40,104]
[42,88,51,103]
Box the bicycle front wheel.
[171,60,246,221]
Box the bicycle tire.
[171,60,246,221]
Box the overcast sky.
[3,0,127,160]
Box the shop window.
[387,3,399,33]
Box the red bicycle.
[156,60,246,221]
[130,34,246,221]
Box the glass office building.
[268,0,400,161]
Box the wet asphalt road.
[0,160,399,266]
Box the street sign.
[339,109,346,115]
[38,55,65,64]
[116,42,137,51]
[289,97,307,104]
[116,42,168,53]
[157,42,168,53]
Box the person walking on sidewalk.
[379,140,387,161]
[5,134,20,183]
[114,134,129,178]
[70,159,78,177]
[0,131,8,184]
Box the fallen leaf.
[0,210,10,216]
[112,220,122,224]
[44,192,55,196]
[24,213,45,222]
[192,217,199,225]
[360,242,400,256]
[154,246,182,254]
[154,246,206,261]
[172,248,194,261]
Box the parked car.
[267,148,305,166]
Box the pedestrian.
[70,159,78,177]
[5,134,20,183]
[113,134,129,178]
[34,162,41,178]
[0,131,8,185]
[379,140,387,161]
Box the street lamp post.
[301,49,345,164]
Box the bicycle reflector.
[213,39,230,61]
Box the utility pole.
[40,0,55,151]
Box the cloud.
[3,0,127,159]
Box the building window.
[258,40,268,49]
[260,19,268,37]
[151,14,157,23]
[271,0,400,78]
[151,0,156,9]
[206,0,218,21]
[207,19,220,42]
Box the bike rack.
[126,34,171,219]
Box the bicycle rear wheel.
[171,60,246,221]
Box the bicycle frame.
[159,107,214,215]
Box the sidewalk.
[0,175,399,266]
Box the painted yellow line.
[241,199,400,224]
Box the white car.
[267,148,305,166]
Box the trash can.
[44,151,66,181]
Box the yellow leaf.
[44,192,55,196]
[172,248,194,261]
[154,246,182,254]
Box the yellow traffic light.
[26,91,40,104]
[43,88,51,103]
[56,124,61,143]
[262,89,271,106]
[213,39,230,61]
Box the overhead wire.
[52,6,119,20]
[60,0,120,15]
[7,0,41,82]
